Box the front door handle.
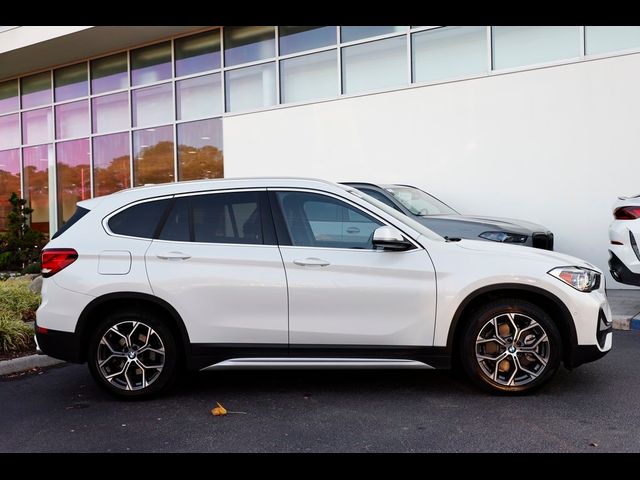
[346,227,360,234]
[156,251,191,260]
[293,257,330,267]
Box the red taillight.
[41,248,78,278]
[37,326,48,334]
[614,206,640,220]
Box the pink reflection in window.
[0,114,20,150]
[55,100,89,139]
[56,138,90,226]
[0,149,21,231]
[93,132,131,197]
[23,144,50,234]
[22,107,52,145]
[92,92,129,133]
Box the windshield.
[342,187,444,242]
[385,185,458,216]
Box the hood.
[455,238,599,271]
[418,214,548,234]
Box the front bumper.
[34,323,84,363]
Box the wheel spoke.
[506,359,519,386]
[506,313,520,341]
[514,355,539,379]
[109,326,130,349]
[491,318,507,345]
[99,352,127,368]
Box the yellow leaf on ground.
[211,402,227,416]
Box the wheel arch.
[75,292,191,364]
[447,283,577,367]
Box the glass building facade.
[1,25,639,234]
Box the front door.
[145,190,288,345]
[270,190,436,347]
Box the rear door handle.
[346,227,360,234]
[293,257,330,267]
[156,251,191,260]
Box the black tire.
[87,309,179,399]
[460,299,562,394]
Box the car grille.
[532,232,554,251]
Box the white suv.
[35,178,612,398]
[609,194,640,286]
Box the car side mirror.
[372,226,413,251]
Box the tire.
[87,309,179,399]
[460,299,562,394]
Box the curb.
[612,315,640,331]
[0,354,64,376]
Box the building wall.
[224,53,640,287]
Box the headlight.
[479,231,528,243]
[548,266,601,292]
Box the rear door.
[145,190,288,345]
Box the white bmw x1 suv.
[609,194,640,286]
[35,178,612,398]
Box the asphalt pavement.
[1,330,639,453]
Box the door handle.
[293,257,330,267]
[346,227,360,234]
[156,251,191,260]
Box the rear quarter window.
[107,198,171,239]
[51,206,90,240]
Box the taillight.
[614,206,640,220]
[41,248,78,278]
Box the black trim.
[35,326,83,363]
[567,345,610,369]
[259,191,278,246]
[609,250,640,286]
[190,344,450,370]
[152,197,177,239]
[267,190,293,246]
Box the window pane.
[177,118,223,181]
[281,50,337,104]
[54,62,88,102]
[412,26,487,83]
[21,72,51,109]
[342,36,407,94]
[93,132,131,197]
[176,73,222,120]
[56,139,90,227]
[22,107,52,145]
[276,191,382,249]
[224,26,275,66]
[91,52,128,94]
[191,191,262,244]
[279,26,336,55]
[108,199,171,238]
[175,30,221,76]
[158,197,190,242]
[132,83,173,128]
[586,26,640,55]
[492,26,581,70]
[225,63,276,112]
[0,80,19,114]
[23,144,51,234]
[92,92,129,134]
[133,125,174,186]
[341,26,407,43]
[55,100,89,139]
[0,114,19,150]
[131,42,172,86]
[0,149,20,231]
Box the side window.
[276,191,383,249]
[191,191,262,244]
[108,198,171,238]
[359,188,402,212]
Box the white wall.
[224,53,640,288]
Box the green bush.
[0,279,41,322]
[21,262,42,275]
[0,193,47,271]
[0,313,34,353]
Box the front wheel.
[460,299,562,394]
[87,311,179,399]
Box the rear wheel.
[87,310,178,399]
[460,299,562,394]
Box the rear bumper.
[609,250,640,286]
[34,323,84,363]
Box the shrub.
[21,262,42,275]
[0,279,41,322]
[0,313,34,353]
[0,193,47,271]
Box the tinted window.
[276,191,382,249]
[191,192,262,244]
[108,199,171,238]
[158,198,190,242]
[358,188,401,211]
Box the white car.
[35,178,612,398]
[609,194,640,286]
